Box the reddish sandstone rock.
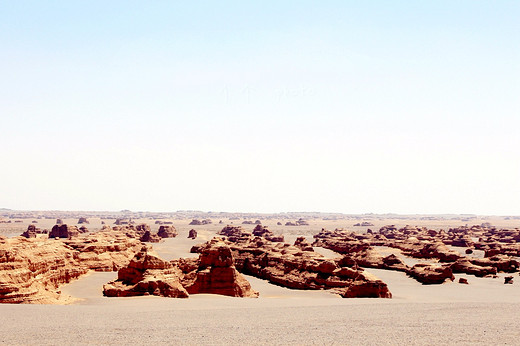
[135,223,151,237]
[140,230,161,243]
[407,264,454,284]
[205,234,391,298]
[218,225,251,243]
[0,229,142,304]
[450,259,497,277]
[21,225,38,238]
[157,225,178,238]
[0,238,87,304]
[103,246,188,298]
[64,229,143,272]
[252,225,284,242]
[459,277,469,284]
[398,241,461,262]
[49,224,80,239]
[188,229,197,239]
[104,239,258,298]
[183,238,258,297]
[77,217,89,224]
[294,237,314,252]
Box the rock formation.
[49,224,80,239]
[407,264,455,284]
[202,227,392,298]
[140,230,161,243]
[188,229,197,239]
[104,238,258,298]
[157,225,178,238]
[294,237,314,251]
[0,229,142,304]
[181,238,258,297]
[103,246,188,298]
[77,217,89,224]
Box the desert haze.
[1,210,520,345]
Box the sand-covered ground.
[1,217,520,345]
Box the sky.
[1,1,519,214]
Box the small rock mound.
[157,225,178,238]
[49,224,80,239]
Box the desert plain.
[1,211,520,345]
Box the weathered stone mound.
[103,246,188,298]
[0,238,87,304]
[218,225,251,243]
[49,224,80,239]
[252,225,284,242]
[157,225,178,238]
[21,224,47,238]
[202,230,391,298]
[140,230,161,243]
[398,242,461,262]
[312,228,371,253]
[294,237,314,251]
[407,264,455,284]
[110,224,163,243]
[182,238,258,297]
[189,219,212,225]
[188,229,197,239]
[63,229,143,271]
[77,217,89,224]
[104,238,258,298]
[0,230,142,304]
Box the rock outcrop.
[0,229,142,304]
[188,229,197,239]
[157,225,178,238]
[104,238,258,298]
[77,217,89,224]
[204,228,392,298]
[181,238,258,297]
[407,264,455,284]
[103,246,188,298]
[49,224,80,239]
[140,230,161,243]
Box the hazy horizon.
[1,1,519,215]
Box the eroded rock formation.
[200,228,392,298]
[0,229,142,304]
[157,225,178,238]
[104,238,258,298]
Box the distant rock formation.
[252,224,284,242]
[140,230,161,243]
[157,225,178,238]
[294,237,314,251]
[103,246,188,298]
[188,229,197,239]
[189,219,212,226]
[203,226,392,298]
[77,217,89,224]
[21,225,39,238]
[49,224,80,239]
[407,264,454,284]
[182,238,258,297]
[285,218,309,226]
[0,229,142,303]
[104,238,258,298]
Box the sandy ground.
[1,218,520,345]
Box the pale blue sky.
[1,1,519,214]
